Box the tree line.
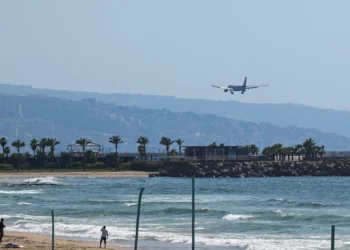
[0,135,185,171]
[261,138,326,160]
[209,138,326,161]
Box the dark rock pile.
[159,160,350,177]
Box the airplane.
[211,77,269,94]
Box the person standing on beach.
[100,226,108,248]
[0,218,6,242]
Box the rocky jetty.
[159,160,350,177]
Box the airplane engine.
[224,89,228,92]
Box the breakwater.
[158,159,350,177]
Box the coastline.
[2,231,131,249]
[0,171,150,178]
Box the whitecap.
[0,190,43,194]
[124,203,137,207]
[24,176,62,185]
[222,214,254,221]
[16,202,33,205]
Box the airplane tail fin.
[243,77,247,88]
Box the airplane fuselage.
[212,77,268,95]
[223,85,246,94]
[227,85,245,91]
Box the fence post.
[331,225,335,250]
[134,188,145,250]
[192,172,195,250]
[51,210,54,250]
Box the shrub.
[67,161,83,169]
[44,162,57,170]
[119,160,164,171]
[30,152,48,168]
[59,152,73,168]
[86,150,98,164]
[86,162,109,169]
[104,153,119,168]
[0,164,14,170]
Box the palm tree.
[175,139,184,156]
[294,144,304,161]
[39,138,48,153]
[250,145,259,156]
[0,137,7,155]
[318,145,326,158]
[109,135,124,155]
[208,142,217,147]
[76,138,92,171]
[4,146,10,163]
[244,144,259,156]
[136,136,149,160]
[11,140,25,172]
[47,138,60,163]
[303,138,316,159]
[262,146,274,160]
[160,137,174,158]
[137,145,145,159]
[0,137,7,163]
[30,139,39,156]
[170,149,178,156]
[271,143,283,161]
[284,146,294,161]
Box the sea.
[1,176,350,250]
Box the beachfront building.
[67,142,102,157]
[183,144,249,161]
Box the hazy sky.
[1,1,350,110]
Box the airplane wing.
[246,84,269,89]
[211,84,232,91]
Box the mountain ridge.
[0,83,349,137]
[0,93,350,152]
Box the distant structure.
[67,142,102,157]
[183,144,249,161]
[326,151,350,158]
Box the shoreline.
[0,171,150,178]
[2,231,131,249]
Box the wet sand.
[1,232,130,250]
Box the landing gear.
[230,91,234,95]
[241,91,245,94]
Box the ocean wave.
[6,219,343,250]
[1,177,64,187]
[23,177,63,186]
[0,190,43,194]
[16,202,33,205]
[124,203,137,207]
[295,201,324,208]
[2,214,51,221]
[267,198,329,208]
[223,214,254,221]
[160,207,224,215]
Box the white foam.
[16,202,33,205]
[124,203,137,207]
[223,214,254,221]
[24,176,61,185]
[3,214,51,221]
[5,218,345,250]
[0,190,43,194]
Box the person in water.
[100,226,108,248]
[0,218,6,242]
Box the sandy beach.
[0,171,150,179]
[1,232,130,250]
